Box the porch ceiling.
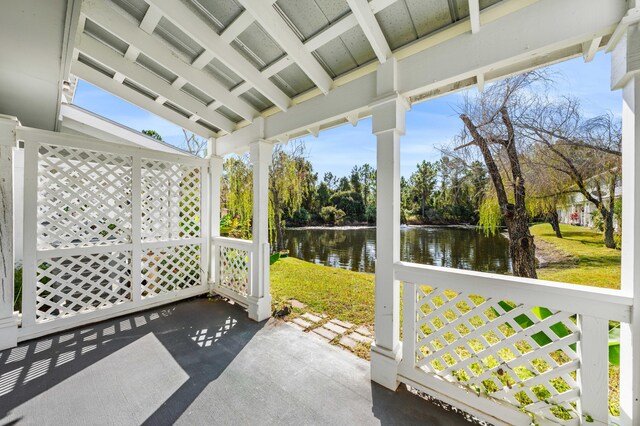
[70,0,507,136]
[69,0,627,149]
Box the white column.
[207,138,223,292]
[613,21,640,426]
[0,116,19,350]
[370,58,407,390]
[248,140,272,321]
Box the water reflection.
[283,226,511,274]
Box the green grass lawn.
[270,257,375,326]
[271,225,621,321]
[530,223,621,289]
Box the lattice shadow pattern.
[412,285,580,424]
[141,244,202,298]
[36,252,132,322]
[37,144,132,250]
[141,160,201,242]
[218,246,250,297]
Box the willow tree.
[521,98,622,248]
[454,73,542,279]
[524,154,572,238]
[222,155,252,237]
[269,142,311,251]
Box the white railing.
[17,127,210,340]
[395,261,633,426]
[212,236,253,306]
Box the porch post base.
[370,342,402,391]
[0,315,18,351]
[247,295,272,322]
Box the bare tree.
[453,72,544,278]
[182,129,207,157]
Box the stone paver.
[323,322,348,335]
[289,299,307,309]
[339,336,357,349]
[348,332,373,344]
[330,319,354,329]
[312,327,337,341]
[302,313,322,323]
[287,322,306,332]
[354,326,371,337]
[292,317,312,329]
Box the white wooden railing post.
[400,282,417,376]
[21,136,37,329]
[370,58,408,390]
[612,18,640,426]
[207,137,223,293]
[248,139,272,321]
[0,116,19,350]
[131,155,142,302]
[576,315,609,424]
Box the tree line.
[220,144,496,251]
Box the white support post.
[613,21,640,426]
[370,58,407,390]
[248,140,272,321]
[200,158,210,288]
[21,139,37,329]
[207,138,223,292]
[0,116,19,350]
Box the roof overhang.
[59,103,192,155]
[0,0,80,131]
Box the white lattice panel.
[36,252,132,322]
[21,132,208,338]
[141,244,202,298]
[141,159,201,242]
[219,246,250,297]
[411,285,581,424]
[37,144,132,249]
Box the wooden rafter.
[346,0,392,63]
[75,33,235,133]
[237,0,333,94]
[81,1,259,121]
[71,61,217,138]
[146,0,291,111]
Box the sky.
[73,51,620,179]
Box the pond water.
[283,226,512,274]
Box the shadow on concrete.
[0,297,472,425]
[370,382,474,425]
[0,298,261,424]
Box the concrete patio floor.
[0,298,472,425]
